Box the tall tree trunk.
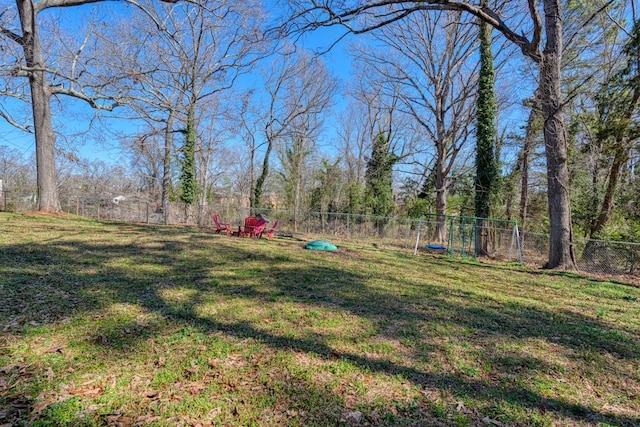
[18,0,60,212]
[541,0,576,269]
[180,103,197,223]
[162,110,174,213]
[434,155,447,243]
[253,139,273,210]
[589,145,629,238]
[474,12,497,256]
[519,103,538,231]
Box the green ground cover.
[1,212,639,426]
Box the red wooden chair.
[253,218,268,238]
[240,216,258,237]
[212,212,231,235]
[260,219,280,239]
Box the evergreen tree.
[345,180,366,215]
[587,22,640,239]
[309,158,343,213]
[278,135,313,229]
[364,131,398,234]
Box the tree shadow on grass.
[120,290,640,426]
[1,222,639,426]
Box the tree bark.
[162,110,174,213]
[474,12,497,256]
[540,0,576,269]
[253,138,272,209]
[519,102,538,231]
[18,0,61,212]
[589,144,628,238]
[434,152,448,243]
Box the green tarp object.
[305,240,338,251]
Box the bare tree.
[351,10,478,241]
[0,0,153,212]
[251,49,337,209]
[281,0,581,269]
[518,96,542,232]
[196,103,236,219]
[105,0,267,214]
[335,103,369,193]
[0,0,265,214]
[0,146,36,194]
[122,130,166,202]
[0,0,164,212]
[277,133,314,229]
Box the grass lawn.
[1,212,639,426]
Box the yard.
[1,212,639,426]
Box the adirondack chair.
[240,216,258,237]
[212,212,231,235]
[260,219,280,239]
[253,218,268,238]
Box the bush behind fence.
[3,191,639,279]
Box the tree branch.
[565,0,616,49]
[282,1,542,62]
[35,0,107,13]
[50,86,120,110]
[0,24,23,44]
[525,0,542,55]
[34,0,179,31]
[0,109,33,133]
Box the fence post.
[413,216,423,255]
[448,216,454,257]
[471,217,475,259]
[514,223,524,265]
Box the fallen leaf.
[136,414,161,424]
[0,364,24,373]
[105,414,135,426]
[186,382,206,395]
[31,397,57,416]
[46,345,65,354]
[70,386,103,397]
[482,416,505,426]
[340,410,363,424]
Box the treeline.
[1,0,640,265]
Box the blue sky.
[0,1,358,166]
[0,0,536,173]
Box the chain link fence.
[521,231,640,276]
[2,191,639,280]
[411,214,523,263]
